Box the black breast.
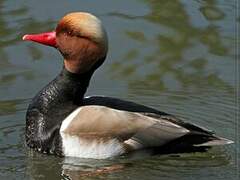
[25,67,93,155]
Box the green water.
[0,0,238,179]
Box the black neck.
[59,66,93,104]
[25,57,106,154]
[25,67,92,154]
[61,66,93,84]
[59,55,105,103]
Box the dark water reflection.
[0,0,238,179]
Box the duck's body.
[26,68,232,158]
[23,12,233,159]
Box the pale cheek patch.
[60,134,125,159]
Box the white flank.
[60,135,125,159]
[60,107,125,159]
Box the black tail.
[152,134,233,155]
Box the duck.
[22,12,233,159]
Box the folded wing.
[60,105,189,150]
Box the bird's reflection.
[60,148,230,179]
[25,146,231,180]
[62,157,127,179]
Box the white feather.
[60,134,124,159]
[60,107,125,159]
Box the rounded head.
[56,12,108,73]
[23,12,108,74]
[56,12,108,51]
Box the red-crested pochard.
[23,12,233,159]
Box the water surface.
[0,0,238,179]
